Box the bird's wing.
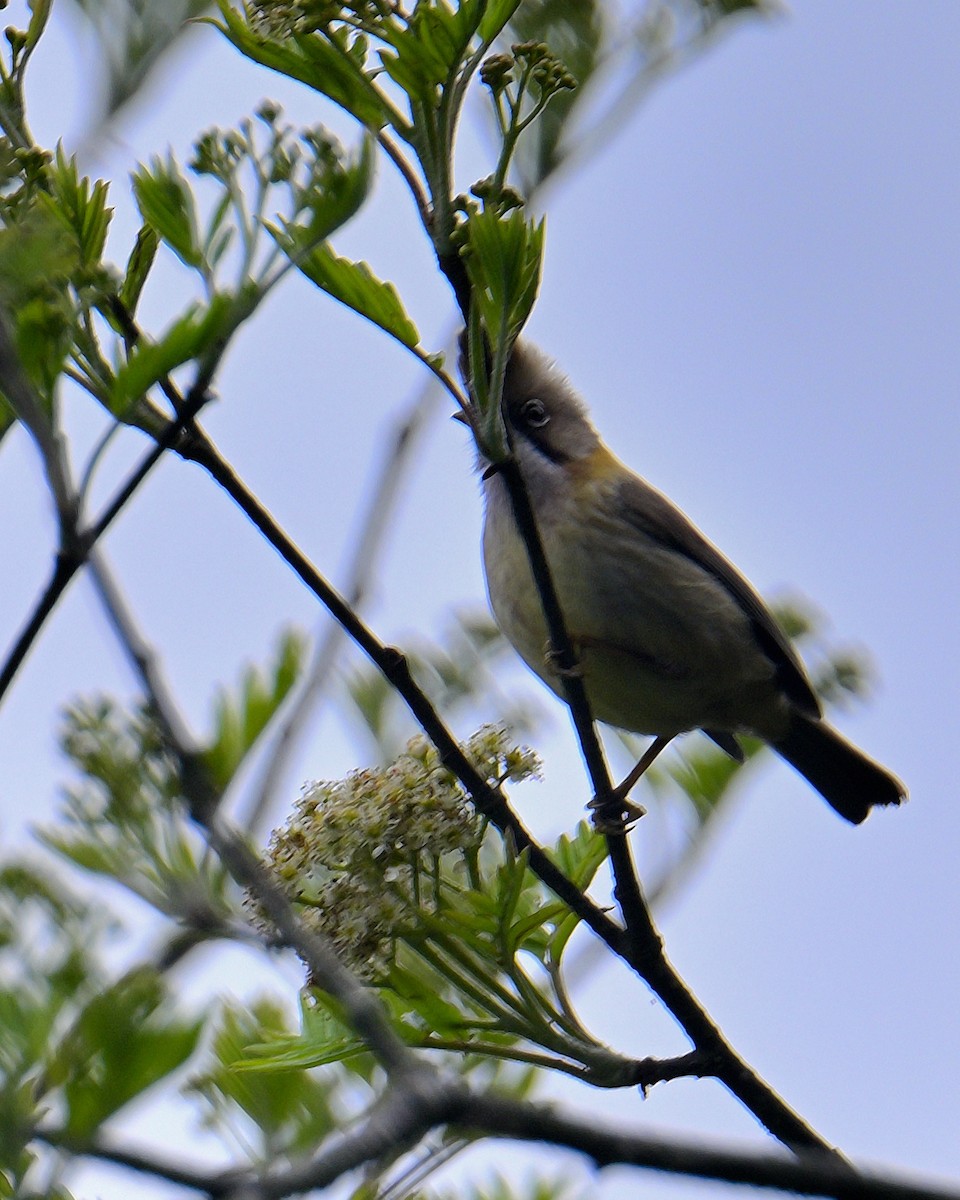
[616,471,822,718]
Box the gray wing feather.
[617,473,822,718]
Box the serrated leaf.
[281,239,420,348]
[549,821,607,891]
[211,4,392,130]
[378,0,483,99]
[109,293,235,417]
[132,153,202,268]
[204,629,307,791]
[44,145,112,267]
[59,970,202,1140]
[463,205,544,350]
[118,224,159,316]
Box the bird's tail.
[774,712,906,824]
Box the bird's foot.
[543,642,584,679]
[587,791,646,833]
[588,734,675,832]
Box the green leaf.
[132,153,202,268]
[211,4,392,130]
[118,224,160,317]
[43,145,112,268]
[281,238,420,348]
[0,206,78,403]
[462,205,544,351]
[204,628,307,791]
[479,0,524,43]
[58,970,202,1141]
[109,292,236,417]
[239,996,366,1072]
[189,999,343,1154]
[550,821,607,891]
[378,0,483,101]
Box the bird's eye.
[520,398,549,429]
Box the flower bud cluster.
[249,0,341,37]
[252,726,541,980]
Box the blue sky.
[1,3,958,1197]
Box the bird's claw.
[588,791,646,833]
[543,642,583,679]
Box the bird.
[473,340,906,824]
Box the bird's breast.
[481,465,784,737]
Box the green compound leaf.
[281,237,420,349]
[109,293,236,417]
[204,628,307,792]
[211,3,392,130]
[462,205,544,350]
[132,153,202,268]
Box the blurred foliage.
[41,695,237,923]
[504,0,772,190]
[342,609,541,761]
[40,627,307,923]
[64,0,213,119]
[0,863,199,1197]
[0,3,841,1199]
[189,998,348,1159]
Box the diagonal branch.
[457,1093,957,1200]
[0,368,218,709]
[0,308,78,545]
[172,418,838,1157]
[87,550,429,1083]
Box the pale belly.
[482,490,786,739]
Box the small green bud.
[256,99,282,125]
[480,52,515,92]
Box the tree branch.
[488,451,837,1158]
[52,1087,959,1200]
[458,1094,958,1200]
[0,371,217,709]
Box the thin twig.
[377,127,433,232]
[457,1094,957,1200]
[0,307,78,543]
[37,1128,231,1195]
[0,368,218,710]
[87,550,425,1083]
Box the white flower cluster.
[253,726,541,980]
